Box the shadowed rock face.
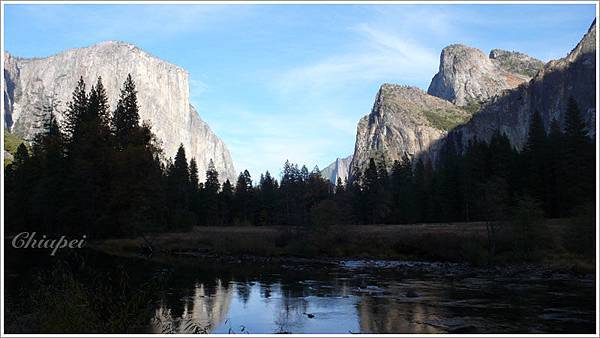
[350,20,595,178]
[3,41,235,182]
[321,155,353,185]
[427,44,543,106]
[349,85,470,178]
[442,20,596,155]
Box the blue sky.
[3,3,596,178]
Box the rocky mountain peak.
[547,19,596,69]
[427,43,542,106]
[442,19,596,155]
[489,49,545,78]
[3,42,235,182]
[348,83,471,178]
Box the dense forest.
[4,77,596,239]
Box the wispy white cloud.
[189,78,210,106]
[274,23,439,96]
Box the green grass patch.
[4,129,25,154]
[464,98,483,115]
[4,129,26,167]
[423,108,470,131]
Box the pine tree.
[25,99,68,234]
[164,145,196,229]
[63,77,88,147]
[390,154,415,223]
[204,159,220,195]
[113,74,140,149]
[523,110,546,154]
[62,77,113,236]
[363,158,381,223]
[219,179,234,225]
[522,110,548,208]
[300,165,310,183]
[280,160,302,225]
[364,159,379,192]
[90,76,111,127]
[335,177,345,195]
[257,171,279,225]
[305,166,331,219]
[189,158,199,192]
[564,97,588,142]
[13,143,30,168]
[187,158,200,224]
[234,170,253,224]
[562,97,593,212]
[172,144,189,185]
[349,167,366,224]
[171,145,190,207]
[86,77,112,145]
[201,160,220,225]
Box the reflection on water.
[148,261,596,334]
[152,279,234,333]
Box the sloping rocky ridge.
[427,44,544,106]
[3,41,236,182]
[441,20,596,154]
[349,85,471,177]
[321,155,353,185]
[350,20,595,179]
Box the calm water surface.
[146,258,596,334]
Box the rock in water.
[321,155,352,185]
[427,44,543,106]
[3,41,236,183]
[443,20,596,153]
[349,85,470,178]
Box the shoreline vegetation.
[90,219,595,274]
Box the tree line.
[336,97,595,225]
[5,76,595,238]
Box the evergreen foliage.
[4,78,595,241]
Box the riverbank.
[6,244,595,334]
[90,220,595,273]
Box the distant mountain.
[3,41,236,182]
[321,155,352,184]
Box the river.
[145,257,596,334]
[4,248,596,334]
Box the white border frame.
[0,1,598,337]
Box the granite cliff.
[351,20,595,178]
[321,155,353,185]
[3,41,236,182]
[349,85,470,176]
[443,20,596,153]
[427,44,543,106]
